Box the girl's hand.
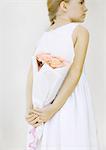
[25,109,41,127]
[32,104,56,128]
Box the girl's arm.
[25,63,33,114]
[51,25,89,113]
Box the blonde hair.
[47,0,70,25]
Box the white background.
[0,0,105,150]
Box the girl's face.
[60,0,88,22]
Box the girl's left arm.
[31,25,89,125]
[51,25,89,113]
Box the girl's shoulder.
[72,23,89,46]
[72,23,89,42]
[74,23,89,37]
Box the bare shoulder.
[75,24,89,38]
[72,25,90,71]
[72,24,89,46]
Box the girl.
[25,0,99,149]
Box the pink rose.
[36,52,70,71]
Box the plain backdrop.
[0,0,105,150]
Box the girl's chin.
[80,16,86,22]
[81,19,85,22]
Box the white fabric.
[31,61,70,144]
[26,23,99,150]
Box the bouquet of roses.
[26,52,70,150]
[36,52,70,71]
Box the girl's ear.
[59,1,69,12]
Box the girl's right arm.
[25,63,33,115]
[25,62,39,126]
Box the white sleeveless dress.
[26,23,99,150]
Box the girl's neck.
[49,17,73,30]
